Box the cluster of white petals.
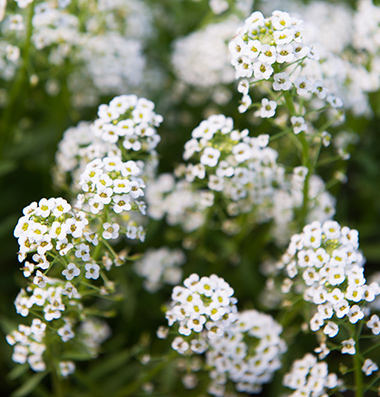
[206,310,286,396]
[134,247,186,292]
[283,353,340,397]
[230,10,314,81]
[166,274,238,342]
[279,220,380,338]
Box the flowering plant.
[1,1,380,397]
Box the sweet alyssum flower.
[283,353,341,397]
[278,220,380,340]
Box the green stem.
[283,91,297,116]
[298,132,311,228]
[269,127,292,141]
[354,347,363,397]
[52,366,64,397]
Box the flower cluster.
[166,274,238,342]
[134,247,186,293]
[78,156,146,224]
[283,353,340,397]
[229,10,313,81]
[206,310,286,396]
[2,0,157,106]
[278,220,380,337]
[6,319,47,372]
[171,17,237,91]
[14,197,91,266]
[146,174,211,232]
[180,114,284,220]
[164,276,286,396]
[54,95,162,192]
[91,95,162,157]
[7,93,163,373]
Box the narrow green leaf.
[87,349,132,380]
[7,364,29,381]
[11,372,47,397]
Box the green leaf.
[11,372,47,397]
[0,316,18,335]
[87,349,132,380]
[61,349,94,361]
[7,364,29,381]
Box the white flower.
[367,315,380,335]
[237,79,249,95]
[59,361,75,377]
[258,45,277,64]
[273,72,292,91]
[52,198,71,218]
[294,76,312,96]
[200,147,221,167]
[58,324,75,342]
[85,263,100,280]
[259,98,277,118]
[276,44,295,63]
[362,359,378,376]
[62,263,80,281]
[238,94,252,113]
[341,338,356,355]
[75,244,90,261]
[253,62,273,80]
[291,116,308,134]
[232,142,251,163]
[323,321,339,338]
[312,80,328,99]
[102,223,120,240]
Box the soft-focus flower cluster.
[206,310,286,396]
[134,247,186,293]
[181,114,281,209]
[6,319,47,372]
[0,0,157,106]
[171,17,237,105]
[283,353,340,397]
[278,220,380,338]
[199,0,253,16]
[54,95,162,192]
[146,174,212,233]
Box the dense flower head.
[229,10,313,81]
[147,114,336,246]
[166,273,238,341]
[32,2,80,54]
[6,319,47,372]
[283,353,340,397]
[14,197,93,264]
[181,114,283,212]
[54,95,162,192]
[92,95,162,155]
[206,310,286,395]
[278,220,380,337]
[134,247,186,293]
[78,156,146,218]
